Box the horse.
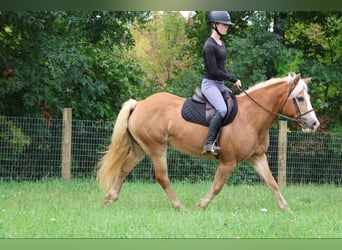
[97,73,320,211]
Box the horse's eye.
[297,96,304,102]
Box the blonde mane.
[240,76,291,96]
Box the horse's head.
[283,73,320,132]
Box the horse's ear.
[293,73,301,84]
[303,77,312,84]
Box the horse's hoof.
[283,207,293,214]
[196,204,207,210]
[103,193,115,207]
[279,203,293,213]
[174,203,186,212]
[176,206,188,213]
[103,199,112,207]
[196,199,209,210]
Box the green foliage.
[0,117,61,180]
[184,11,211,59]
[50,44,145,120]
[165,67,202,97]
[132,11,191,88]
[228,12,285,85]
[0,11,150,120]
[185,11,252,59]
[0,10,340,130]
[284,12,342,131]
[0,117,30,157]
[275,48,304,75]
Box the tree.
[285,12,342,131]
[132,11,191,89]
[2,11,340,131]
[0,11,150,120]
[228,11,287,84]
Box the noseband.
[239,78,315,126]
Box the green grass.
[0,179,341,238]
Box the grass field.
[0,179,341,238]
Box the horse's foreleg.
[152,154,185,211]
[247,154,290,211]
[197,161,236,209]
[104,145,145,207]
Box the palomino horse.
[97,73,320,211]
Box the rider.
[201,11,242,155]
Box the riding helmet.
[207,11,234,25]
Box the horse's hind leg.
[104,142,145,206]
[151,152,184,211]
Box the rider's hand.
[234,79,242,89]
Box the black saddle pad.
[181,93,238,127]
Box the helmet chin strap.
[213,23,225,37]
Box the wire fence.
[0,116,341,184]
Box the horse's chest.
[239,131,269,155]
[254,134,270,153]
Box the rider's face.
[216,23,229,35]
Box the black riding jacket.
[202,37,237,83]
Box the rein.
[238,79,314,124]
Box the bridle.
[238,78,315,126]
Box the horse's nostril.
[311,120,320,130]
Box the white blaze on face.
[288,79,320,130]
[302,83,319,123]
[288,78,307,99]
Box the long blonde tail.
[97,99,138,192]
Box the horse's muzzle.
[301,117,320,132]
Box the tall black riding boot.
[201,112,224,155]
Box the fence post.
[61,108,72,180]
[277,120,287,186]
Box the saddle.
[181,88,238,127]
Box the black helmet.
[207,11,234,25]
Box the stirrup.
[201,144,221,155]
